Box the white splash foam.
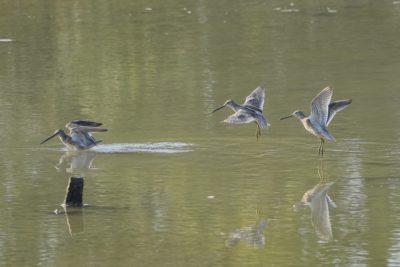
[91,142,194,154]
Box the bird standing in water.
[40,120,107,150]
[280,86,352,156]
[211,86,270,140]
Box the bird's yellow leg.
[255,123,261,141]
[318,141,321,156]
[318,139,325,158]
[318,138,325,158]
[321,139,325,157]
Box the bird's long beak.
[211,105,226,114]
[40,131,59,144]
[280,114,293,120]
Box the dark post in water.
[65,176,84,207]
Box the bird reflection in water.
[294,182,336,242]
[225,209,268,249]
[55,150,97,176]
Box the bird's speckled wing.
[326,99,352,126]
[243,86,265,111]
[223,110,269,128]
[71,126,107,134]
[69,130,96,148]
[223,110,257,124]
[309,86,333,127]
[66,120,102,130]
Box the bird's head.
[280,110,306,121]
[211,99,235,114]
[40,129,64,144]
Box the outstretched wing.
[66,120,102,130]
[70,126,107,147]
[327,99,352,126]
[223,110,269,128]
[223,110,257,124]
[71,126,107,134]
[243,86,265,111]
[309,86,333,127]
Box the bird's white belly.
[302,119,319,137]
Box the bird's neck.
[226,101,241,112]
[58,130,71,143]
[294,111,306,120]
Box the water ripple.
[91,142,194,153]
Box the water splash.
[91,142,194,153]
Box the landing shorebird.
[280,86,351,156]
[40,120,107,150]
[211,86,270,140]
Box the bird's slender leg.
[318,141,321,156]
[321,139,324,157]
[317,139,324,157]
[318,139,325,158]
[255,123,261,140]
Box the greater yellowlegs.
[280,86,351,156]
[40,120,107,150]
[211,86,270,140]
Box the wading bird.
[40,120,107,150]
[280,86,351,156]
[211,86,270,140]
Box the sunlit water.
[92,142,194,153]
[1,1,400,266]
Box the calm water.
[1,1,400,266]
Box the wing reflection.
[56,151,97,175]
[296,182,336,241]
[225,218,268,249]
